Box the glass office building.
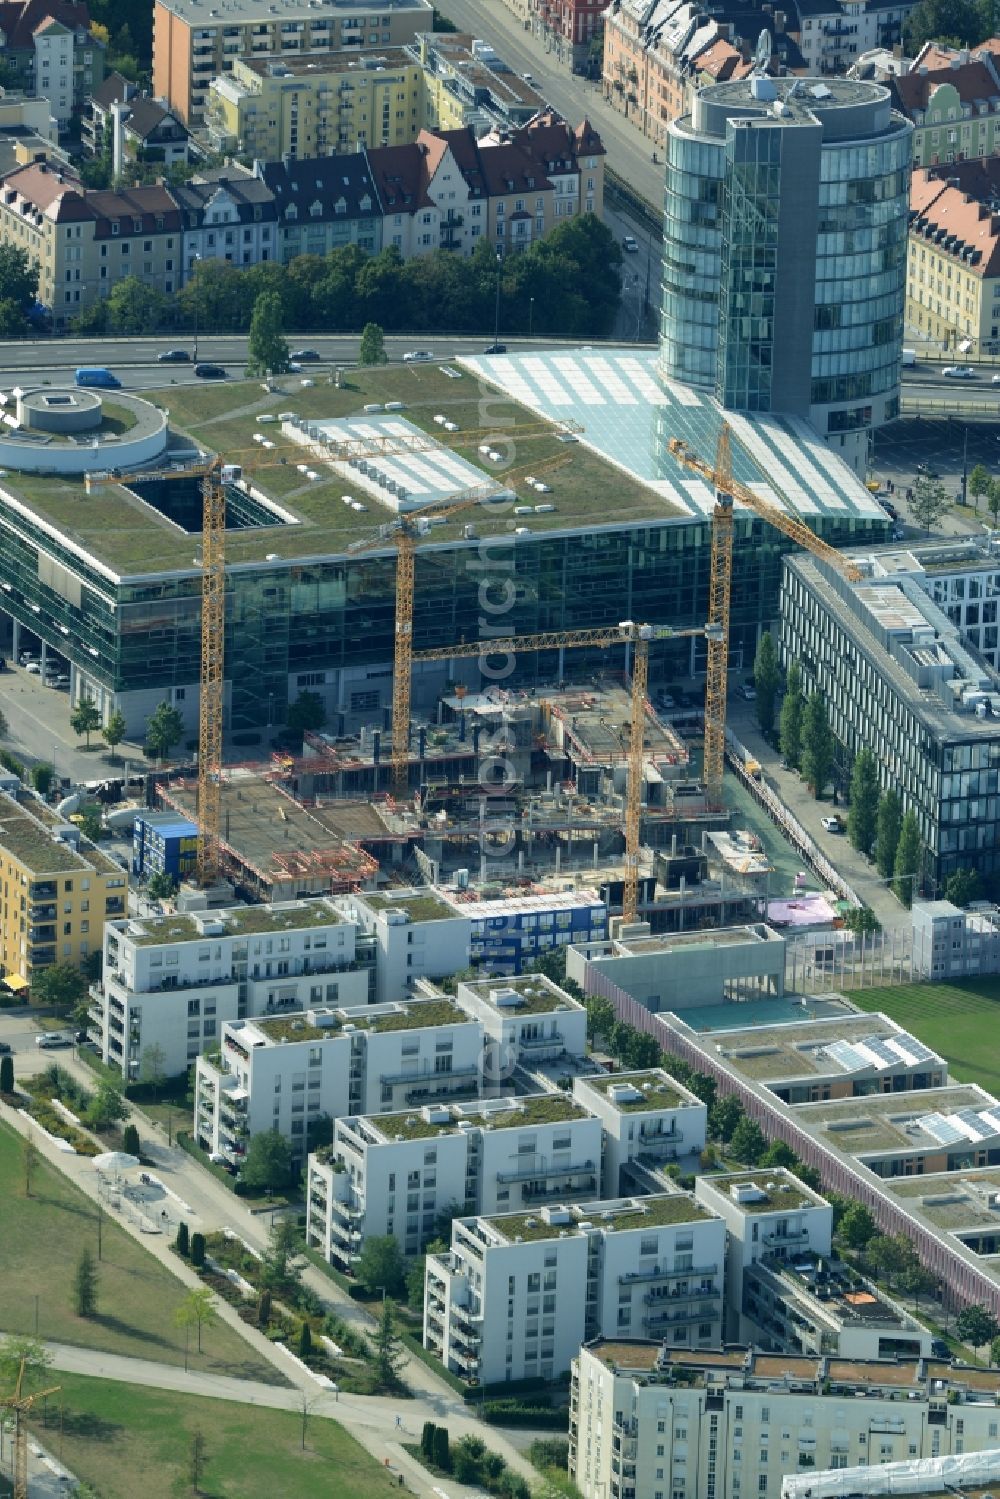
[661,77,912,472]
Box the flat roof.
[122,898,342,944]
[442,887,606,920]
[237,46,416,79]
[458,974,583,1015]
[792,1085,997,1156]
[481,1192,711,1243]
[577,1069,695,1113]
[887,1167,1000,1230]
[158,0,431,23]
[610,924,779,956]
[252,996,466,1042]
[713,1013,943,1083]
[0,796,118,877]
[360,890,458,924]
[698,1169,826,1214]
[353,1091,593,1142]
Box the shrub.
[175,1221,189,1257]
[298,1321,312,1359]
[0,1054,13,1093]
[190,1232,206,1269]
[421,1422,436,1460]
[122,1122,140,1157]
[258,1289,271,1328]
[433,1426,451,1473]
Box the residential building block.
[0,0,105,127]
[453,973,588,1082]
[907,160,1000,353]
[254,151,382,259]
[573,1068,708,1194]
[343,889,471,1005]
[891,41,1000,168]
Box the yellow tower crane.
[669,422,865,808]
[412,620,713,924]
[348,453,572,796]
[1,1359,60,1499]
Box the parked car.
[402,350,433,363]
[483,343,508,355]
[157,349,190,363]
[821,815,843,833]
[942,365,976,379]
[290,348,320,362]
[194,363,226,379]
[24,662,40,674]
[739,683,756,701]
[915,461,938,477]
[35,1032,72,1049]
[623,234,639,253]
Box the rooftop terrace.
[253,996,466,1042]
[359,1092,592,1142]
[124,898,342,945]
[458,975,582,1016]
[361,891,458,924]
[698,1170,823,1214]
[482,1193,710,1243]
[577,1069,693,1113]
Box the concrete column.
[11,618,19,660]
[40,640,48,673]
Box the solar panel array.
[916,1108,1000,1145]
[822,1032,941,1074]
[459,349,886,524]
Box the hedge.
[462,1373,561,1404]
[398,1330,467,1396]
[482,1402,568,1429]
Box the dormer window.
[132,217,141,232]
[284,203,297,220]
[335,196,347,213]
[111,221,119,235]
[309,199,322,216]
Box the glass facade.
[660,128,724,389]
[717,124,781,412]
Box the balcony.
[620,1262,718,1285]
[516,1032,565,1055]
[644,1285,719,1307]
[524,1174,597,1201]
[763,1228,810,1246]
[498,1158,596,1185]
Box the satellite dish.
[754,28,771,68]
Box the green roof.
[1,366,681,577]
[128,915,200,946]
[362,892,457,924]
[367,1091,592,1141]
[255,997,466,1043]
[700,1171,820,1213]
[220,901,342,935]
[484,1194,710,1243]
[582,1070,690,1112]
[461,975,578,1015]
[0,799,119,876]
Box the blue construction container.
[133,810,199,880]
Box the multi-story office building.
[912,898,1000,979]
[254,152,381,260]
[863,540,1000,675]
[573,1069,708,1194]
[0,161,184,325]
[194,995,483,1164]
[0,0,105,127]
[152,0,433,125]
[342,889,471,1004]
[568,923,786,1015]
[570,1342,1000,1499]
[452,974,588,1082]
[307,1091,602,1265]
[90,897,371,1081]
[662,76,912,471]
[206,48,424,159]
[779,550,1000,884]
[447,886,607,976]
[891,41,1000,168]
[425,1193,726,1383]
[907,160,1000,352]
[0,784,126,988]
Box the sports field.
[851,980,1000,1096]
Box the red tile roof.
[365,143,435,214]
[910,165,1000,278]
[894,56,1000,114]
[0,0,90,50]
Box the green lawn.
[27,1371,402,1499]
[0,1120,282,1383]
[851,980,1000,1096]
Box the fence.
[606,166,662,237]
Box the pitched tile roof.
[893,55,1000,115]
[259,152,380,220]
[909,164,1000,278]
[0,159,92,221]
[365,142,435,213]
[90,70,133,110]
[0,0,90,49]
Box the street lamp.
[191,251,202,362]
[529,296,535,339]
[493,250,502,349]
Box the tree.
[22,1132,38,1197]
[122,1122,140,1158]
[761,1139,797,1168]
[106,275,169,334]
[31,964,87,1013]
[140,1042,167,1097]
[246,290,290,376]
[875,789,902,880]
[969,463,992,510]
[989,479,1000,530]
[909,473,952,535]
[903,0,985,52]
[359,321,387,365]
[85,1079,129,1131]
[190,1428,208,1495]
[842,905,881,936]
[356,1235,407,1298]
[945,867,982,907]
[101,709,127,760]
[779,660,805,769]
[421,1421,437,1460]
[839,1202,877,1251]
[78,808,103,844]
[432,1424,452,1473]
[373,1298,406,1392]
[174,1287,218,1353]
[991,1335,1000,1368]
[239,1128,294,1191]
[867,1234,915,1287]
[146,870,178,903]
[257,1288,272,1328]
[74,1247,99,1317]
[800,691,834,798]
[0,1335,52,1389]
[753,632,780,736]
[0,1053,12,1093]
[286,690,326,736]
[585,993,615,1043]
[190,1232,206,1269]
[893,809,922,907]
[298,1320,313,1359]
[175,1221,190,1258]
[956,1304,1000,1357]
[847,748,880,857]
[30,762,54,797]
[904,1263,939,1309]
[260,1217,303,1295]
[0,243,39,323]
[70,699,101,749]
[730,1116,766,1165]
[144,701,184,763]
[454,1434,487,1484]
[708,1094,744,1143]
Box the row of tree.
[846,750,924,905]
[71,221,624,341]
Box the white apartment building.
[571,1341,1000,1499]
[194,995,484,1165]
[574,1069,708,1195]
[453,974,588,1085]
[342,889,471,1004]
[92,898,371,1082]
[306,1091,604,1267]
[424,1193,725,1385]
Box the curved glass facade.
[660,125,725,389]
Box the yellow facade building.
[206,48,424,159]
[907,163,1000,354]
[0,789,127,987]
